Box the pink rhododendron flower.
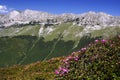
[67,56,73,60]
[78,50,81,53]
[95,39,99,43]
[101,39,107,43]
[72,52,76,55]
[65,62,68,64]
[63,68,68,73]
[74,56,79,61]
[55,70,60,75]
[59,67,63,71]
[61,68,69,75]
[81,47,86,51]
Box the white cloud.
[0,5,8,13]
[0,5,14,13]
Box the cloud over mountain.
[0,5,14,13]
[0,5,8,13]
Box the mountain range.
[0,9,120,28]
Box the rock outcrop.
[0,10,120,28]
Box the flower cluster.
[55,47,88,77]
[95,39,107,44]
[55,67,69,76]
[55,38,109,78]
[55,37,120,80]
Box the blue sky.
[0,0,120,16]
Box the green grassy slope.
[91,27,120,38]
[0,36,37,67]
[0,57,64,80]
[0,25,40,37]
[0,35,98,67]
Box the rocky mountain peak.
[9,10,20,19]
[0,10,120,28]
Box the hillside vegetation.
[0,23,120,68]
[0,35,119,80]
[0,35,99,67]
[0,23,113,67]
[55,35,120,80]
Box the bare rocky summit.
[0,10,120,29]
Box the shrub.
[55,35,120,80]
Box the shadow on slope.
[0,35,102,67]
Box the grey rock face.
[0,10,120,28]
